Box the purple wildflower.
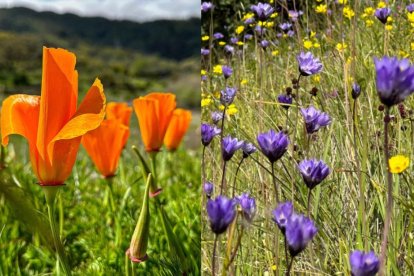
[300,106,331,133]
[407,3,414,13]
[375,7,391,24]
[251,2,274,21]
[242,142,257,158]
[260,40,270,49]
[285,213,318,257]
[224,45,235,55]
[201,48,210,56]
[374,56,414,106]
[350,250,380,276]
[220,87,237,106]
[279,22,292,33]
[201,2,213,12]
[236,193,256,222]
[203,182,214,198]
[230,37,239,44]
[257,130,289,163]
[201,123,221,147]
[222,65,233,79]
[352,82,361,99]
[298,159,330,189]
[222,135,244,161]
[278,94,293,109]
[207,196,236,234]
[272,201,294,233]
[211,111,223,125]
[297,52,323,76]
[213,32,224,40]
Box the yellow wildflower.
[316,4,327,14]
[219,104,238,115]
[385,24,393,31]
[213,65,222,75]
[304,40,313,49]
[387,16,393,23]
[377,1,386,8]
[237,41,244,46]
[241,79,248,85]
[265,22,274,28]
[218,41,226,46]
[338,0,347,4]
[271,50,279,56]
[399,50,409,58]
[201,69,206,76]
[365,19,374,27]
[389,155,409,174]
[202,35,209,41]
[270,12,278,18]
[411,42,414,51]
[313,42,321,48]
[336,43,347,52]
[242,12,254,22]
[408,12,414,23]
[362,7,375,18]
[343,6,355,19]
[201,98,212,107]
[235,25,245,35]
[313,75,321,83]
[310,31,316,38]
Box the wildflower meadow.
[202,1,414,275]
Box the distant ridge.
[0,7,200,60]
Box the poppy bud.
[126,174,152,263]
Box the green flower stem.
[43,186,71,276]
[231,157,244,197]
[212,234,218,276]
[379,107,393,276]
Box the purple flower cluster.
[297,52,323,76]
[222,135,244,161]
[201,123,221,147]
[220,87,237,106]
[374,56,414,107]
[207,196,236,234]
[300,106,331,134]
[298,159,330,189]
[201,2,213,13]
[257,130,289,163]
[408,3,414,13]
[211,111,223,125]
[374,7,391,24]
[272,201,317,257]
[352,83,361,99]
[222,65,233,79]
[242,142,257,158]
[203,181,214,198]
[236,193,256,222]
[278,94,293,109]
[350,250,380,276]
[250,3,274,21]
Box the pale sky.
[0,0,200,22]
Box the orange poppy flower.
[133,93,176,152]
[1,47,106,185]
[163,109,192,151]
[82,119,129,178]
[106,102,132,126]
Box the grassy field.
[0,104,201,275]
[202,1,414,275]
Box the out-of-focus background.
[0,0,200,109]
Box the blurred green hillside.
[0,7,200,108]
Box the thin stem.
[379,107,393,276]
[202,146,207,183]
[212,234,218,276]
[44,188,71,276]
[284,236,289,273]
[226,227,244,271]
[286,256,294,276]
[271,162,279,203]
[220,161,228,194]
[220,107,227,144]
[307,189,312,218]
[232,158,244,197]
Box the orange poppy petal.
[36,47,78,160]
[1,94,40,148]
[47,78,106,164]
[145,92,176,140]
[164,109,192,150]
[133,97,162,151]
[82,119,129,177]
[106,102,133,126]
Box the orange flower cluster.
[0,47,192,184]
